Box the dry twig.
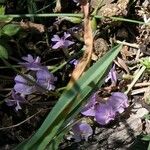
[68,0,93,88]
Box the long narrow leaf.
[15,44,122,150]
[47,68,108,149]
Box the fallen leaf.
[68,0,93,88]
[20,21,45,33]
[120,45,135,59]
[54,0,61,12]
[116,56,130,74]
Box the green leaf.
[0,0,5,3]
[0,44,8,59]
[148,142,150,150]
[27,0,37,21]
[15,44,122,150]
[1,24,20,36]
[47,69,108,150]
[144,114,150,120]
[62,16,82,23]
[0,16,13,23]
[142,135,150,141]
[91,17,97,32]
[0,5,5,15]
[140,57,150,70]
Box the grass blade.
[15,44,122,150]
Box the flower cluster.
[5,54,57,111]
[81,92,128,125]
[71,92,128,142]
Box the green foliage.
[0,5,5,15]
[144,114,150,120]
[1,24,20,36]
[0,6,20,36]
[148,142,150,150]
[27,0,37,21]
[140,57,150,70]
[91,17,97,32]
[0,16,12,24]
[61,16,82,23]
[0,5,20,59]
[0,44,8,59]
[142,135,150,141]
[0,23,20,59]
[0,5,13,27]
[0,0,5,3]
[15,44,122,150]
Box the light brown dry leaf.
[120,45,135,59]
[67,0,93,88]
[96,0,129,17]
[116,57,130,74]
[54,0,61,12]
[131,87,147,95]
[20,21,45,32]
[144,86,150,105]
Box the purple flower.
[36,69,57,91]
[14,75,36,95]
[5,90,26,111]
[69,59,79,67]
[51,32,74,49]
[19,54,42,71]
[81,93,97,116]
[105,65,117,84]
[95,103,116,125]
[72,122,93,142]
[108,92,129,113]
[81,92,129,125]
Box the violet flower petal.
[22,54,34,62]
[14,75,27,84]
[64,40,74,48]
[5,99,22,111]
[95,103,116,125]
[81,93,97,116]
[51,35,61,42]
[5,90,26,111]
[63,32,71,39]
[72,122,93,142]
[52,41,63,49]
[14,75,36,95]
[51,33,74,49]
[105,65,117,84]
[81,106,95,116]
[69,59,79,67]
[14,83,36,95]
[108,92,129,113]
[36,69,56,91]
[15,101,22,111]
[19,54,42,71]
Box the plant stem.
[125,66,146,95]
[0,14,83,18]
[0,14,149,25]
